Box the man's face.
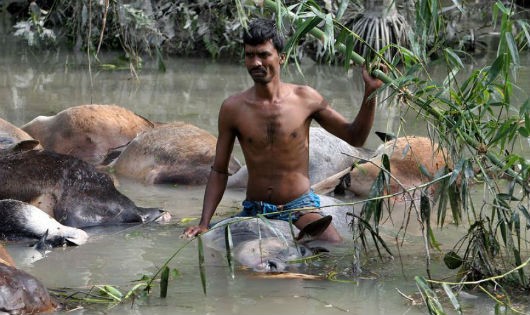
[244,40,284,84]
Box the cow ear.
[375,131,396,142]
[13,140,40,152]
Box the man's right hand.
[362,64,386,93]
[182,225,209,238]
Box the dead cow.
[0,141,170,228]
[0,244,59,314]
[110,121,241,185]
[21,104,154,165]
[0,117,42,150]
[313,136,451,197]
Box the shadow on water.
[1,38,529,314]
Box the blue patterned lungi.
[236,190,321,223]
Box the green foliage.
[224,224,235,279]
[13,3,56,47]
[198,235,207,295]
[159,266,170,298]
[415,276,448,315]
[257,0,530,297]
[401,0,530,292]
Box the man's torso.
[227,83,323,204]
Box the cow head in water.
[201,217,325,272]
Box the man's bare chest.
[236,106,309,148]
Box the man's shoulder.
[287,83,321,98]
[221,90,248,109]
[286,83,324,108]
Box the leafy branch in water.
[255,0,530,295]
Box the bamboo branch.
[259,0,526,186]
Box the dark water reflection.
[2,38,529,314]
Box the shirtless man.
[184,18,384,242]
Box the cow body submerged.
[0,117,42,150]
[201,195,355,272]
[0,199,88,246]
[0,244,58,314]
[313,135,451,197]
[0,142,170,228]
[346,136,450,197]
[110,121,241,185]
[21,104,154,165]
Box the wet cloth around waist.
[237,190,320,222]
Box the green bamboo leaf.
[344,33,354,70]
[198,236,207,295]
[335,0,349,20]
[160,265,169,298]
[420,192,431,223]
[517,205,530,229]
[486,55,504,84]
[448,182,462,225]
[504,32,520,67]
[354,214,393,257]
[443,48,464,70]
[400,143,411,159]
[98,285,123,302]
[285,16,323,61]
[381,153,390,172]
[124,282,149,300]
[521,99,530,116]
[323,12,335,55]
[495,1,510,15]
[513,248,527,286]
[497,211,509,247]
[449,159,463,185]
[512,211,521,249]
[518,126,529,137]
[421,191,441,250]
[516,19,530,48]
[224,224,235,279]
[415,276,446,315]
[434,168,449,227]
[443,251,463,269]
[428,226,441,251]
[491,121,517,145]
[441,283,462,314]
[419,164,433,179]
[496,193,519,201]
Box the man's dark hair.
[243,18,285,53]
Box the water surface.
[1,38,528,314]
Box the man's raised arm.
[314,65,385,147]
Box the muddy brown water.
[1,36,530,314]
